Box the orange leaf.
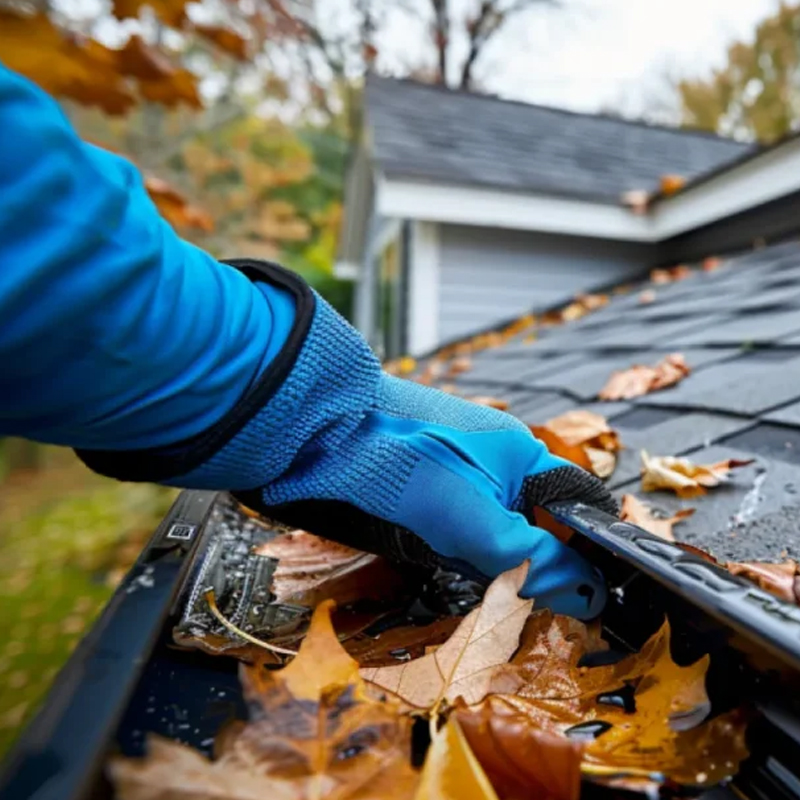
[138,67,202,110]
[726,560,800,604]
[360,562,532,709]
[660,174,686,195]
[530,426,593,472]
[456,697,583,800]
[598,353,690,400]
[144,176,213,231]
[703,256,723,272]
[0,11,136,115]
[445,356,472,378]
[112,0,187,26]
[621,189,650,215]
[116,35,174,81]
[194,24,249,60]
[620,494,694,541]
[639,289,656,304]
[111,601,419,799]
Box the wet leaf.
[598,353,690,401]
[346,618,462,668]
[640,451,754,498]
[415,718,499,800]
[620,494,695,541]
[360,563,532,709]
[483,614,747,788]
[726,560,800,604]
[111,601,419,799]
[254,530,406,607]
[456,697,583,800]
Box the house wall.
[437,224,657,345]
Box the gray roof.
[366,76,753,203]
[411,240,800,562]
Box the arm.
[0,62,295,449]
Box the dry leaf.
[650,268,672,285]
[531,411,621,478]
[703,257,723,272]
[193,24,249,60]
[598,353,690,400]
[621,189,650,215]
[144,176,213,231]
[415,718,499,800]
[361,563,532,709]
[467,396,510,410]
[640,451,754,498]
[456,698,583,800]
[620,494,695,541]
[484,613,747,788]
[111,601,419,799]
[346,618,462,668]
[726,560,800,604]
[112,0,187,26]
[445,357,472,378]
[638,289,656,304]
[660,174,686,195]
[254,530,405,607]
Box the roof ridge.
[366,73,748,146]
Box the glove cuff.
[75,259,322,483]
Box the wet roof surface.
[365,75,752,203]
[416,240,800,562]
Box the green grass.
[0,448,177,756]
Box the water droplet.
[696,772,708,783]
[336,744,364,760]
[564,721,612,741]
[389,648,411,662]
[597,685,636,714]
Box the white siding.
[438,225,656,343]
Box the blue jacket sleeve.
[0,63,295,450]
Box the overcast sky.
[375,0,781,118]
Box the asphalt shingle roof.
[411,240,800,562]
[365,76,754,203]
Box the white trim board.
[375,135,800,244]
[407,221,441,356]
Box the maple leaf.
[531,410,621,478]
[456,698,583,800]
[640,451,754,498]
[360,562,532,709]
[726,559,800,604]
[415,718,499,800]
[620,494,695,541]
[347,618,462,668]
[598,353,690,401]
[111,601,419,800]
[477,612,748,789]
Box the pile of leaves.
[112,559,749,799]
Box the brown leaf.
[415,718,499,800]
[194,24,249,60]
[254,530,407,607]
[360,563,532,709]
[531,410,621,478]
[139,67,202,110]
[660,174,686,195]
[111,601,419,799]
[703,256,723,272]
[486,613,747,788]
[598,353,690,400]
[346,618,462,668]
[726,560,800,604]
[117,35,174,81]
[620,494,695,541]
[112,0,187,26]
[621,189,650,215]
[144,176,213,232]
[1,11,135,115]
[445,357,472,378]
[638,289,656,304]
[640,451,754,498]
[456,697,583,800]
[650,268,673,285]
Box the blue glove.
[79,261,615,619]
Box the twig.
[204,589,298,657]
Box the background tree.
[676,1,800,143]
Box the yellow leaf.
[415,719,499,800]
[360,562,532,709]
[111,601,419,799]
[640,451,754,498]
[620,494,694,541]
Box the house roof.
[365,76,754,204]
[405,240,800,562]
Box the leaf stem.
[204,589,297,657]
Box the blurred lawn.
[0,444,177,757]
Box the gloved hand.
[79,261,616,619]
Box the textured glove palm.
[80,261,616,619]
